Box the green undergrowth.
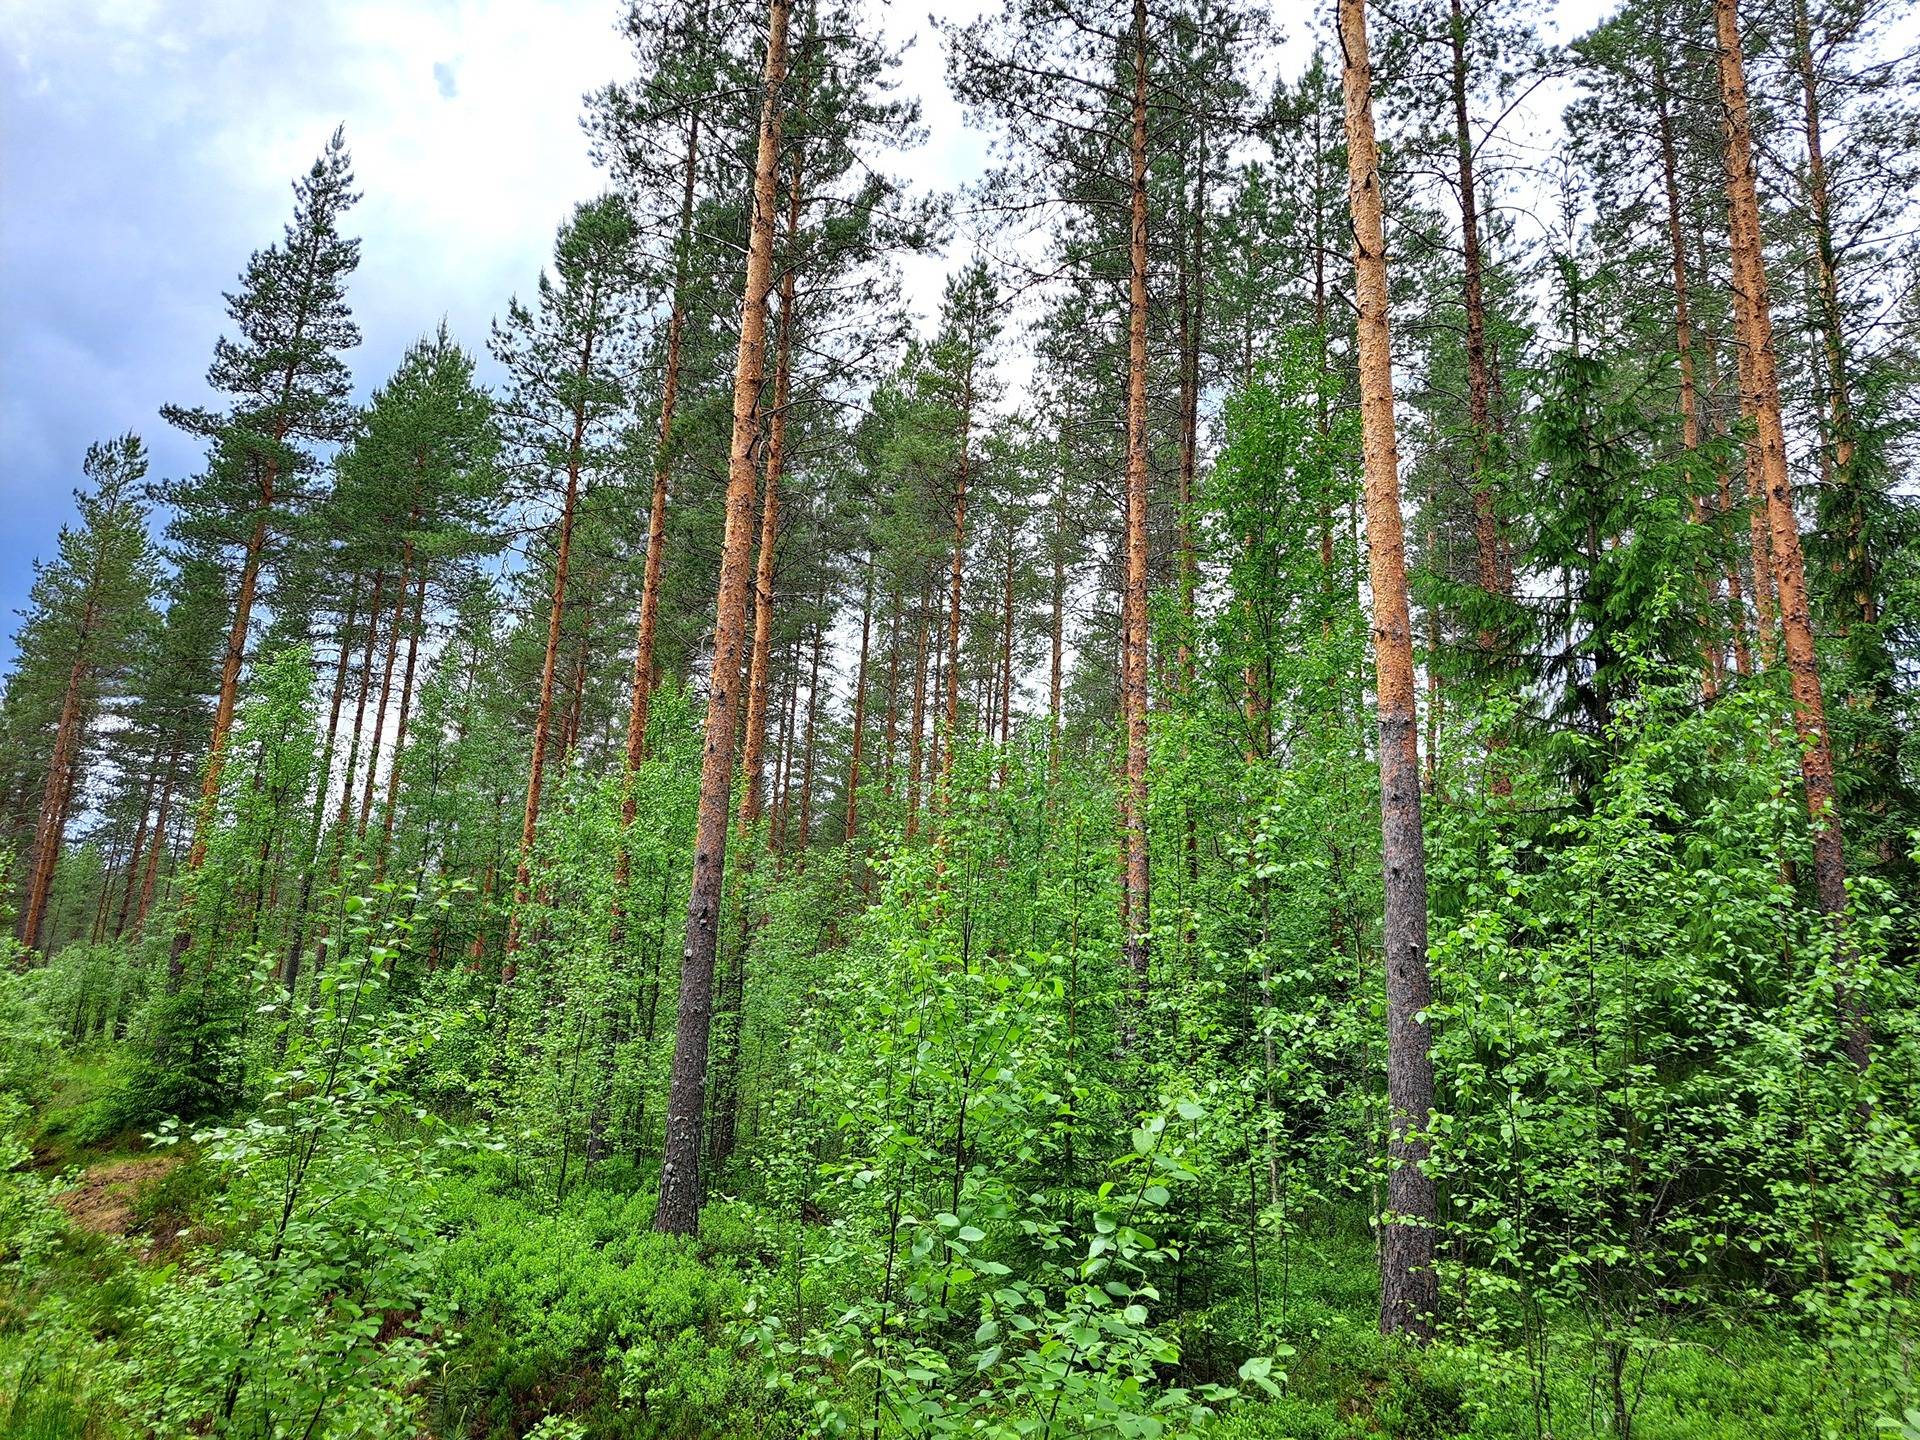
[0,1058,1899,1439]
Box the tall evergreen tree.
[5,435,157,951]
[160,128,361,884]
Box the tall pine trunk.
[1119,0,1153,1004]
[656,0,790,1237]
[1653,57,1722,697]
[504,291,603,966]
[20,596,98,950]
[906,581,930,839]
[1716,0,1866,1070]
[1340,0,1439,1341]
[739,160,806,833]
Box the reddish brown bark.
[1716,0,1866,1070]
[1119,0,1153,998]
[739,162,805,835]
[656,0,789,1237]
[504,311,598,964]
[20,595,99,950]
[1341,0,1439,1341]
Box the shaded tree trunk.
[377,565,429,874]
[846,552,874,842]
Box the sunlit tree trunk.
[740,158,807,834]
[656,0,789,1236]
[1119,0,1153,1004]
[1341,0,1439,1341]
[1716,0,1866,1070]
[503,313,597,967]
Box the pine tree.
[491,195,644,963]
[1339,0,1440,1341]
[6,435,157,951]
[657,0,792,1238]
[160,128,362,886]
[1715,0,1866,1069]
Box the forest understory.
[3,0,1918,1435]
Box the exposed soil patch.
[52,1155,181,1237]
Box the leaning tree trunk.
[358,533,411,836]
[1340,0,1440,1342]
[377,561,429,875]
[655,0,790,1238]
[1716,0,1867,1071]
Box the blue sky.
[0,0,991,672]
[0,1,636,664]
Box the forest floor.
[0,1051,1884,1440]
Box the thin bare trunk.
[846,552,874,841]
[943,366,975,794]
[797,615,825,853]
[504,314,598,965]
[906,581,930,839]
[358,539,410,836]
[1654,57,1721,697]
[623,111,701,796]
[377,566,429,873]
